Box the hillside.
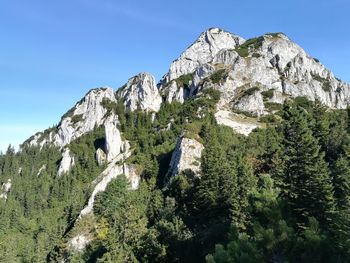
[1,28,350,262]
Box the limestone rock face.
[214,110,261,136]
[79,143,138,217]
[159,31,350,136]
[96,148,107,166]
[168,136,204,178]
[69,235,91,251]
[0,179,12,200]
[27,88,117,148]
[163,28,245,82]
[104,114,123,162]
[117,72,162,112]
[58,148,75,176]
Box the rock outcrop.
[117,72,162,112]
[96,148,107,166]
[168,136,204,179]
[27,88,117,149]
[158,30,350,135]
[214,110,261,136]
[104,114,123,162]
[69,235,91,252]
[79,142,137,217]
[0,179,12,200]
[162,28,245,82]
[58,148,75,176]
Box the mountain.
[1,28,350,262]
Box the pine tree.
[312,101,330,154]
[281,101,336,230]
[332,156,350,210]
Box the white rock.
[0,179,12,200]
[161,30,350,117]
[213,49,239,66]
[233,91,265,117]
[27,87,116,148]
[123,164,141,190]
[164,81,185,103]
[36,164,47,176]
[58,148,75,176]
[168,136,204,178]
[215,110,260,136]
[79,143,137,217]
[96,148,107,166]
[69,234,91,251]
[104,114,123,162]
[163,28,245,82]
[117,72,162,112]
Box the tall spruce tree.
[281,101,335,230]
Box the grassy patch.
[243,86,260,97]
[232,108,257,118]
[264,102,282,112]
[235,37,264,57]
[210,69,227,84]
[265,32,284,38]
[259,114,279,124]
[261,89,274,100]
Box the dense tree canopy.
[1,93,350,262]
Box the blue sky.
[0,0,349,152]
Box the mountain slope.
[1,28,350,262]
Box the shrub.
[71,114,83,123]
[235,37,264,57]
[175,73,193,89]
[210,69,226,84]
[101,98,118,114]
[259,114,278,123]
[261,89,274,100]
[243,86,260,97]
[264,102,282,112]
[311,73,331,92]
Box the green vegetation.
[2,92,350,262]
[311,73,332,92]
[235,37,264,57]
[71,114,83,123]
[259,114,279,123]
[175,73,194,90]
[235,86,260,101]
[210,69,227,84]
[261,89,274,100]
[264,101,283,112]
[265,32,284,38]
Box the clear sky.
[0,0,349,152]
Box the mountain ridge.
[2,28,350,262]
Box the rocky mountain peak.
[162,28,245,83]
[26,87,117,149]
[117,72,162,112]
